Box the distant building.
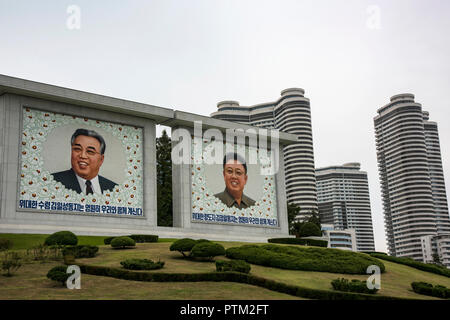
[374,94,450,260]
[316,163,375,252]
[421,234,450,268]
[321,224,357,251]
[211,88,318,219]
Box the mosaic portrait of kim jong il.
[214,152,256,209]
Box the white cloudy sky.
[1,0,450,252]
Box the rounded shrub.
[298,222,322,237]
[216,259,251,274]
[191,242,225,260]
[79,246,95,257]
[169,238,198,257]
[44,231,78,246]
[104,237,116,245]
[62,245,99,258]
[411,281,433,295]
[0,239,13,251]
[46,265,69,286]
[196,239,211,244]
[111,236,136,249]
[411,281,450,299]
[225,244,385,274]
[120,258,165,270]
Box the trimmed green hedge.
[411,282,450,299]
[111,237,136,249]
[195,239,211,244]
[129,235,159,243]
[62,245,99,258]
[170,238,198,257]
[216,259,251,274]
[191,242,225,260]
[331,278,378,294]
[47,265,69,286]
[104,237,116,245]
[370,253,450,278]
[268,237,328,247]
[44,231,78,246]
[104,235,159,245]
[120,259,165,270]
[226,244,385,274]
[169,238,213,258]
[77,263,402,300]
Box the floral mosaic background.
[19,107,144,215]
[191,140,278,223]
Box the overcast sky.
[1,0,450,253]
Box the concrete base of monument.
[0,222,293,243]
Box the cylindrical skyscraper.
[374,94,450,260]
[316,163,376,252]
[274,88,317,216]
[211,88,318,218]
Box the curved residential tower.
[211,88,318,217]
[374,94,450,260]
[316,162,376,252]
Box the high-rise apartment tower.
[316,163,376,252]
[211,88,318,217]
[374,93,450,260]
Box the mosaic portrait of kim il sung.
[18,107,144,217]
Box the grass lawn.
[0,261,303,300]
[76,241,450,300]
[0,233,183,250]
[1,233,450,300]
[0,233,302,300]
[0,233,107,249]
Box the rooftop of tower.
[376,93,419,116]
[316,162,363,174]
[281,88,305,97]
[390,93,415,102]
[215,88,307,113]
